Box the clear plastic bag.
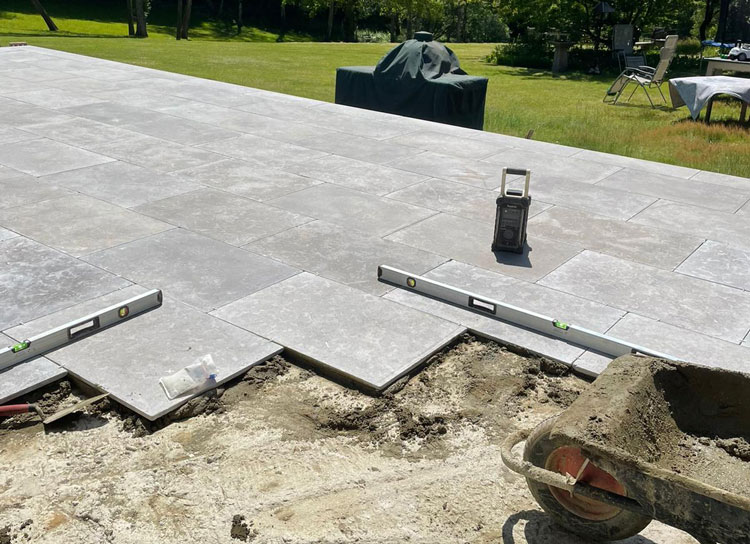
[159,354,218,400]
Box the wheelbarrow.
[502,354,750,543]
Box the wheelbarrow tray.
[549,355,750,543]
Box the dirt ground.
[0,337,700,544]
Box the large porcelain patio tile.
[222,113,339,144]
[199,134,328,169]
[0,124,38,145]
[3,88,104,110]
[21,118,144,150]
[386,131,506,159]
[389,152,506,190]
[85,229,299,312]
[124,115,240,146]
[529,206,703,270]
[0,176,73,210]
[385,261,624,364]
[0,165,30,181]
[174,159,321,201]
[573,313,750,377]
[539,250,750,343]
[387,213,581,282]
[676,240,750,291]
[598,168,750,213]
[0,228,17,241]
[0,332,66,405]
[283,155,429,196]
[14,294,282,420]
[166,81,258,107]
[508,175,655,220]
[690,170,750,190]
[387,178,551,224]
[0,237,131,330]
[135,188,311,246]
[0,77,52,94]
[48,77,127,94]
[93,87,194,111]
[631,200,750,251]
[469,131,582,157]
[247,220,446,295]
[60,101,156,126]
[571,149,700,179]
[40,161,203,208]
[0,195,172,257]
[484,148,622,183]
[295,132,418,164]
[269,183,435,237]
[0,138,113,176]
[212,273,464,390]
[92,135,225,173]
[2,67,76,83]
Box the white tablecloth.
[669,75,750,119]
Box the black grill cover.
[335,32,488,130]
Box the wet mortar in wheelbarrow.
[503,354,750,544]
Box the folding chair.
[604,35,677,108]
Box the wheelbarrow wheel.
[523,417,652,542]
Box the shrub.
[487,41,552,68]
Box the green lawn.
[2,12,749,176]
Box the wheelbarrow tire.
[523,417,652,542]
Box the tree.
[176,0,193,39]
[126,0,135,36]
[135,0,148,37]
[699,0,718,41]
[30,0,58,31]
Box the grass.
[1,6,749,176]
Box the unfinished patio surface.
[2,46,750,418]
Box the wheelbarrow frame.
[502,355,750,544]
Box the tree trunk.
[218,0,224,16]
[29,0,58,31]
[126,0,135,36]
[326,0,335,41]
[135,0,148,37]
[237,0,243,34]
[176,0,183,39]
[181,0,192,39]
[342,0,355,42]
[388,13,398,42]
[280,0,286,35]
[700,0,716,42]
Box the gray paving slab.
[737,200,750,216]
[571,149,700,179]
[0,138,113,177]
[212,272,464,390]
[21,118,144,150]
[0,124,38,145]
[0,332,67,405]
[387,213,581,282]
[93,87,194,111]
[690,170,750,190]
[387,177,551,224]
[173,159,321,201]
[631,200,750,251]
[39,161,203,208]
[283,154,429,196]
[573,313,750,377]
[92,135,224,173]
[385,260,624,364]
[509,175,656,220]
[385,131,505,160]
[85,228,299,312]
[0,104,74,128]
[539,250,750,343]
[10,293,282,420]
[247,220,447,295]
[134,188,312,246]
[219,113,339,145]
[59,101,155,126]
[598,168,750,213]
[268,183,436,237]
[0,176,73,210]
[166,81,257,107]
[0,165,31,182]
[199,134,328,169]
[0,77,52,94]
[48,76,130,94]
[388,152,506,190]
[295,132,418,165]
[676,240,750,291]
[529,206,704,270]
[0,228,17,242]
[0,194,172,257]
[484,148,622,184]
[0,237,131,330]
[468,131,583,157]
[1,67,76,83]
[2,88,104,110]
[124,115,240,146]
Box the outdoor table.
[704,57,750,76]
[669,75,750,123]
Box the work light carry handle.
[501,168,531,198]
